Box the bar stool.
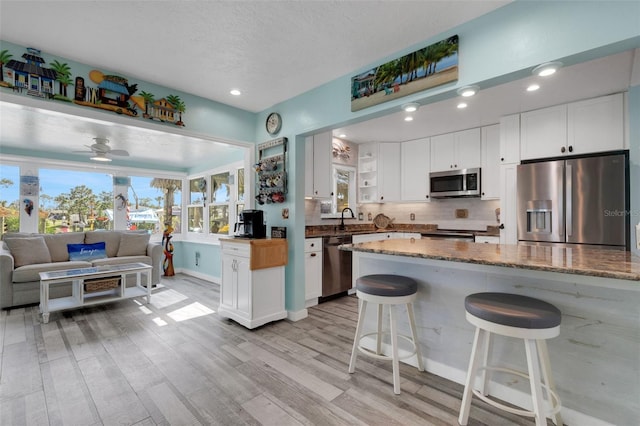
[348,274,424,394]
[458,292,563,426]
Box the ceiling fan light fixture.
[402,102,420,112]
[457,85,479,97]
[90,153,112,162]
[532,61,563,77]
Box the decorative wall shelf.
[256,137,287,204]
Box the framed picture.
[350,35,459,112]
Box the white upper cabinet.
[520,93,624,161]
[401,137,430,202]
[430,128,481,172]
[520,104,568,160]
[305,131,332,198]
[481,124,500,200]
[567,93,624,155]
[499,114,520,164]
[378,143,401,202]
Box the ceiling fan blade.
[109,149,129,156]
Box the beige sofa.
[0,230,163,309]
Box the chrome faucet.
[339,207,355,230]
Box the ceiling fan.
[74,137,129,162]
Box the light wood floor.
[1,274,541,425]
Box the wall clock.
[266,112,282,135]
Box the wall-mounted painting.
[350,35,458,112]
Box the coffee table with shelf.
[38,262,153,323]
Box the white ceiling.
[0,2,635,170]
[0,0,510,113]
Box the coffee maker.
[234,209,266,238]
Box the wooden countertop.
[341,239,640,281]
[220,237,288,270]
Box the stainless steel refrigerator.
[517,152,629,249]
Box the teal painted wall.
[629,85,640,255]
[173,240,222,280]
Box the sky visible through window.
[0,165,171,208]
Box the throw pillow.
[116,232,150,257]
[67,242,107,261]
[5,236,52,267]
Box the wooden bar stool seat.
[348,274,424,394]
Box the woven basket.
[84,276,120,293]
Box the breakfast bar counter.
[341,239,640,425]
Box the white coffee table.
[39,262,152,323]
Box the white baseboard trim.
[287,309,308,322]
[173,268,219,284]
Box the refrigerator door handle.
[566,164,572,238]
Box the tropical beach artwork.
[350,35,458,112]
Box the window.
[187,177,206,233]
[130,176,182,235]
[209,172,230,234]
[39,168,113,233]
[320,164,357,218]
[0,164,20,235]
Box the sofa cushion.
[12,261,92,283]
[116,232,150,257]
[68,242,107,261]
[4,237,52,267]
[85,231,121,257]
[43,232,85,262]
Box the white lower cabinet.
[475,235,500,244]
[219,239,287,329]
[352,232,420,243]
[304,238,322,306]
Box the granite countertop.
[305,224,499,238]
[341,238,640,281]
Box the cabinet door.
[520,104,567,160]
[499,114,520,164]
[455,128,481,169]
[221,253,236,309]
[499,163,518,245]
[430,133,455,172]
[378,143,400,202]
[401,138,430,201]
[312,131,332,198]
[305,250,322,300]
[235,255,251,316]
[481,124,500,200]
[568,93,624,155]
[304,136,314,197]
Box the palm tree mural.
[49,59,73,99]
[139,91,155,118]
[0,50,13,86]
[166,94,186,126]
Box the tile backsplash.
[305,198,501,231]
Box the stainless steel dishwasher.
[321,235,352,298]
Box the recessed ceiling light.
[527,84,540,92]
[338,134,346,138]
[457,85,479,97]
[402,102,420,112]
[457,102,468,109]
[532,61,563,77]
[404,116,414,122]
[230,89,241,96]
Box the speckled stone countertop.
[341,238,640,281]
[305,224,499,238]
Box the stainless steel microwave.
[429,168,481,198]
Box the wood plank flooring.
[1,274,542,425]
